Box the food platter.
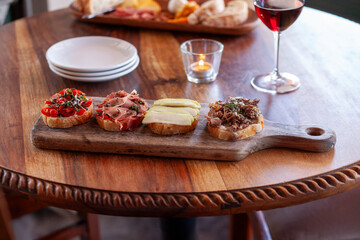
[69,2,259,36]
[31,98,336,161]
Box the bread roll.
[74,0,124,14]
[202,0,248,27]
[188,0,225,24]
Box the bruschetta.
[142,98,201,135]
[206,97,263,141]
[96,90,148,131]
[41,88,93,128]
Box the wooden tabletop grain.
[1,7,360,217]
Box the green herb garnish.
[131,105,139,113]
[225,103,235,108]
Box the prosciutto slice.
[112,8,157,20]
[97,90,148,130]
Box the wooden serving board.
[69,3,259,36]
[31,98,336,161]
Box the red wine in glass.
[255,1,304,32]
[251,0,305,93]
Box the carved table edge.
[1,162,360,215]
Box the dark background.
[306,0,360,23]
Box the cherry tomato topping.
[77,108,85,115]
[41,107,51,116]
[103,114,112,121]
[84,98,92,108]
[46,89,89,117]
[70,88,78,96]
[59,105,76,117]
[49,109,59,117]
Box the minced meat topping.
[206,97,261,132]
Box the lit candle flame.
[196,59,211,71]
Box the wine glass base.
[251,72,301,94]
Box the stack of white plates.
[46,36,139,82]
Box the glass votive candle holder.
[180,39,224,84]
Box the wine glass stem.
[272,31,281,80]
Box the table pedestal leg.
[160,217,197,240]
[229,212,272,240]
[229,213,250,240]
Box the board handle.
[261,121,336,152]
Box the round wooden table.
[1,7,360,220]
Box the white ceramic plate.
[46,36,137,72]
[49,56,140,82]
[48,55,138,77]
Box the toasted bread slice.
[143,98,201,135]
[42,104,93,128]
[96,114,144,131]
[207,114,263,141]
[148,118,199,135]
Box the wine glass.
[251,0,305,94]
